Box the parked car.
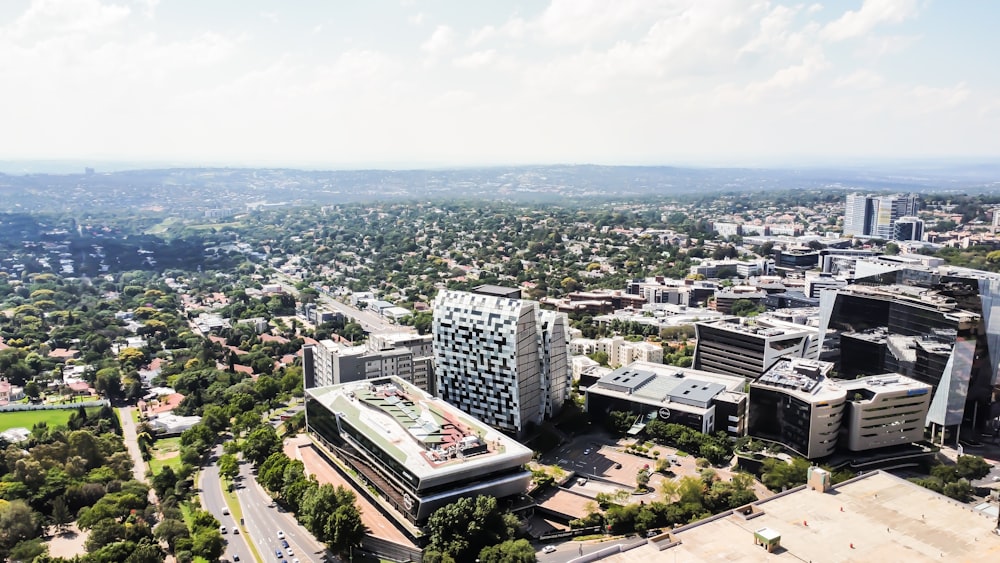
[543,545,557,554]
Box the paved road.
[273,273,407,334]
[235,457,335,563]
[119,406,161,505]
[201,446,255,562]
[537,537,647,563]
[119,407,147,483]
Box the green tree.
[636,468,650,491]
[426,496,517,562]
[243,425,281,468]
[325,504,366,556]
[477,539,537,563]
[730,299,763,317]
[218,453,239,481]
[0,500,42,560]
[955,455,991,481]
[191,528,225,561]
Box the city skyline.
[1,0,999,168]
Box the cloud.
[453,49,496,69]
[421,25,455,55]
[855,34,920,57]
[6,0,131,40]
[834,69,884,90]
[822,0,920,42]
[135,0,158,20]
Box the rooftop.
[600,471,1000,562]
[471,284,522,299]
[591,361,745,410]
[306,376,532,481]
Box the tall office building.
[843,193,875,237]
[303,331,435,393]
[693,315,820,379]
[893,216,924,241]
[843,194,919,240]
[433,285,569,438]
[818,261,1000,437]
[748,358,930,459]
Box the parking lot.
[543,434,772,500]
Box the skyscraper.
[433,285,569,438]
[843,194,919,239]
[818,261,1000,439]
[844,193,874,237]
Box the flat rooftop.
[600,471,1000,562]
[306,377,532,481]
[698,317,813,338]
[472,284,522,299]
[590,361,745,411]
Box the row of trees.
[254,449,365,556]
[572,472,757,536]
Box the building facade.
[748,359,931,459]
[433,286,570,437]
[303,332,435,394]
[305,377,532,532]
[817,263,1000,436]
[843,193,919,239]
[584,361,748,437]
[693,316,819,379]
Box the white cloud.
[6,0,130,40]
[135,0,158,20]
[453,49,496,69]
[856,34,920,57]
[822,0,920,42]
[834,69,884,90]
[421,25,455,54]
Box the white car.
[543,545,557,554]
[276,531,285,540]
[286,548,294,556]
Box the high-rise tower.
[433,285,569,438]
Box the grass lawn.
[149,437,183,476]
[0,409,75,431]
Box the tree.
[0,500,42,559]
[50,497,72,532]
[477,539,537,563]
[191,528,225,561]
[955,455,991,481]
[426,496,517,562]
[730,299,763,317]
[154,518,189,552]
[325,504,366,556]
[218,453,239,481]
[243,425,281,467]
[636,468,650,491]
[23,381,41,400]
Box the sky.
[1,0,998,169]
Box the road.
[272,273,406,334]
[234,455,335,563]
[119,406,159,506]
[537,536,647,563]
[201,445,255,562]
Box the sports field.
[0,409,76,431]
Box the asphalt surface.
[233,455,334,563]
[272,273,405,334]
[201,446,254,563]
